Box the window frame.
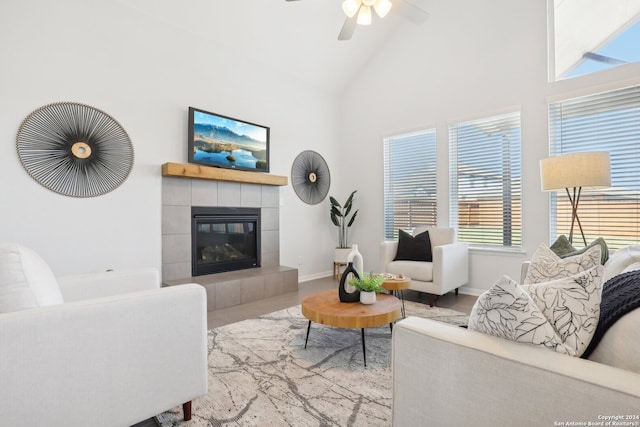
[449,111,523,249]
[548,0,640,81]
[547,82,640,250]
[382,129,438,240]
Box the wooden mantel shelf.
[162,162,288,186]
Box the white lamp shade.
[540,151,611,191]
[342,0,361,18]
[374,0,392,18]
[357,5,372,25]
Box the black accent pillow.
[394,229,432,262]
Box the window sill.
[469,245,527,257]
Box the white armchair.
[0,243,208,427]
[380,227,469,306]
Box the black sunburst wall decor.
[291,150,331,205]
[16,102,134,198]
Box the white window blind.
[548,84,640,250]
[449,112,522,248]
[383,130,437,240]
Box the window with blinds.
[449,112,522,248]
[548,84,640,250]
[383,130,437,240]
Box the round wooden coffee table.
[382,276,411,318]
[301,289,401,366]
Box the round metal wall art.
[291,150,331,205]
[16,102,134,198]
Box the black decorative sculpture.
[339,262,361,302]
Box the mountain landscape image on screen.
[192,122,268,170]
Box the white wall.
[340,0,640,293]
[0,0,339,278]
[3,0,639,285]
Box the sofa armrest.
[380,241,399,269]
[57,267,160,302]
[432,242,469,289]
[0,284,208,427]
[520,260,530,284]
[392,317,640,427]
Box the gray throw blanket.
[582,269,640,359]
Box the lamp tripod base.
[566,187,587,247]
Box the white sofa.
[0,245,208,427]
[380,227,469,306]
[392,317,640,426]
[391,245,640,426]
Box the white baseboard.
[298,271,334,283]
[457,286,485,297]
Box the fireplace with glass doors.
[191,207,261,276]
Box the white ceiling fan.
[285,0,429,41]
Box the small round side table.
[382,276,410,318]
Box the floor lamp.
[540,152,611,246]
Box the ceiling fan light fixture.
[357,5,372,25]
[373,0,392,18]
[342,0,361,18]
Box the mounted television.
[188,106,270,172]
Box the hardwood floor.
[206,276,477,330]
[132,276,478,427]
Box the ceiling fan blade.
[338,16,357,41]
[583,52,627,65]
[395,0,429,24]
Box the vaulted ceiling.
[116,0,429,94]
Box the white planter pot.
[360,291,376,305]
[334,247,351,263]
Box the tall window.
[449,112,522,248]
[383,130,437,240]
[550,0,640,80]
[548,84,640,250]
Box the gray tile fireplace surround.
[161,176,298,312]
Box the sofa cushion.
[0,243,64,313]
[587,307,640,373]
[622,262,640,274]
[582,270,640,371]
[523,243,601,285]
[394,229,432,262]
[470,266,603,357]
[386,260,433,282]
[603,245,640,282]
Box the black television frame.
[188,106,270,173]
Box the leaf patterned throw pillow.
[468,276,572,355]
[470,265,604,357]
[523,243,601,285]
[522,265,603,357]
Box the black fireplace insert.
[191,207,261,276]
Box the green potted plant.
[330,190,359,264]
[349,271,386,304]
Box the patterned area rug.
[156,301,468,427]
